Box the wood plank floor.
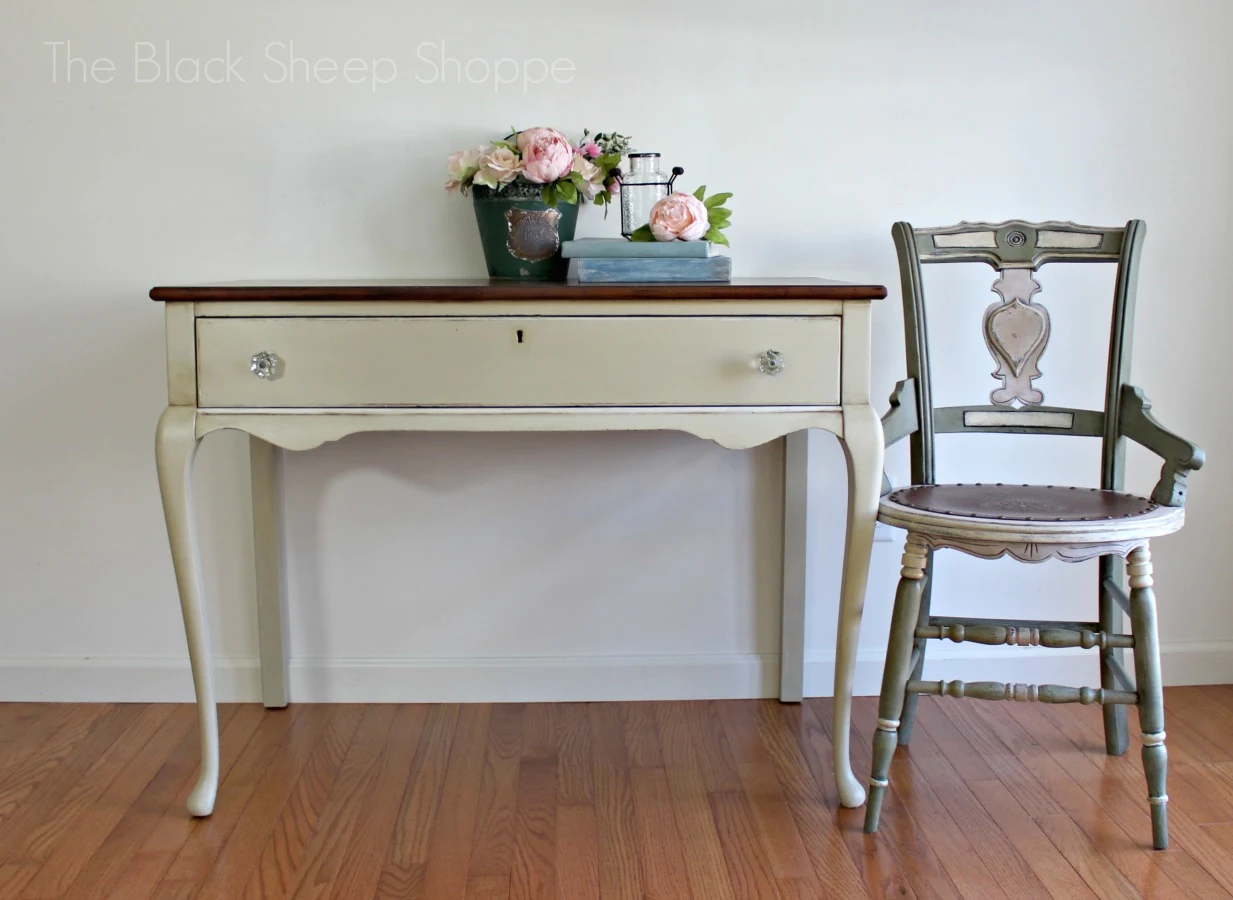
[2,688,1233,898]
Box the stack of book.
[563,238,731,283]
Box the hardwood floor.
[2,688,1233,898]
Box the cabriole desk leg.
[833,404,884,808]
[155,406,219,817]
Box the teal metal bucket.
[471,183,578,281]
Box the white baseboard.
[0,642,1229,703]
[0,654,777,703]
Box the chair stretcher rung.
[918,622,1133,650]
[907,679,1137,705]
[1102,577,1132,617]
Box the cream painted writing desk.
[152,278,886,816]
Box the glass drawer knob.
[250,351,282,380]
[757,349,787,376]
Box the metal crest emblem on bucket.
[505,208,561,262]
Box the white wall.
[2,0,1231,701]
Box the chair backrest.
[891,219,1144,491]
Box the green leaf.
[704,192,732,208]
[596,153,621,173]
[541,184,557,207]
[706,228,730,247]
[556,180,578,204]
[492,140,518,152]
[568,171,587,190]
[693,185,707,201]
[629,224,656,242]
[708,208,731,222]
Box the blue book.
[561,238,717,259]
[573,256,732,283]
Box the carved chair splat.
[863,220,1204,851]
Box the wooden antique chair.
[863,220,1204,850]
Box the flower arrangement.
[446,127,628,210]
[630,185,733,246]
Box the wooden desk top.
[150,278,887,303]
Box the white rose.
[446,146,482,188]
[571,154,604,200]
[473,145,522,189]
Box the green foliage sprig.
[697,185,733,246]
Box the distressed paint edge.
[933,230,997,248]
[962,410,1075,429]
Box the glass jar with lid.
[618,153,683,238]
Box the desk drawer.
[195,316,841,408]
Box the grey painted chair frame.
[866,219,1204,850]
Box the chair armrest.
[883,378,919,448]
[881,378,919,495]
[1119,384,1205,507]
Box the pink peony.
[516,127,574,184]
[649,191,709,241]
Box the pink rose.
[516,127,574,184]
[649,191,709,241]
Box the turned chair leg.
[1128,544,1168,850]
[897,550,933,747]
[1100,554,1130,756]
[865,535,928,834]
